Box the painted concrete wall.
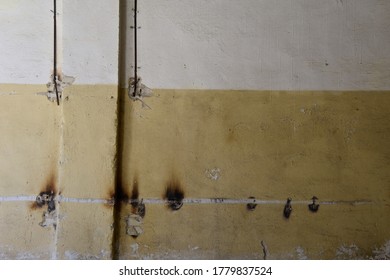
[0,0,389,259]
[139,0,390,90]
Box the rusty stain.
[104,188,116,208]
[164,177,185,211]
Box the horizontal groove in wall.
[0,195,373,206]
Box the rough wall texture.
[0,0,389,259]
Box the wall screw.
[308,196,319,212]
[247,196,257,211]
[284,198,292,218]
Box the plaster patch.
[64,249,110,260]
[39,210,58,229]
[37,74,75,102]
[128,77,153,109]
[295,246,308,260]
[126,214,144,237]
[205,168,221,181]
[130,243,139,257]
[336,244,363,259]
[372,240,390,260]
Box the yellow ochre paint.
[0,85,389,259]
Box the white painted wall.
[0,0,119,85]
[139,0,390,90]
[62,0,119,84]
[1,0,389,89]
[0,0,52,84]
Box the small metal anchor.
[167,197,183,211]
[36,190,56,213]
[247,196,257,211]
[283,198,292,218]
[129,198,146,218]
[308,196,319,212]
[136,199,146,218]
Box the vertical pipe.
[111,0,128,260]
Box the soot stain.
[111,181,130,258]
[30,174,57,211]
[130,177,139,209]
[104,188,116,208]
[164,178,185,211]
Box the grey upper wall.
[1,0,390,90]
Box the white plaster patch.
[37,74,75,102]
[372,240,390,260]
[205,168,221,181]
[336,244,363,259]
[295,246,308,260]
[39,210,57,229]
[64,249,110,260]
[130,243,139,257]
[126,214,144,237]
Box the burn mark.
[30,174,57,212]
[104,189,116,208]
[308,196,319,213]
[111,181,129,258]
[130,178,139,208]
[247,196,257,211]
[164,178,185,211]
[136,199,145,218]
[129,177,145,220]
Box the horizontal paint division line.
[0,196,373,206]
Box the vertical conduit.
[133,0,138,97]
[53,0,60,105]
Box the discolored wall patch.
[164,177,185,211]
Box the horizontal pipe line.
[0,196,373,206]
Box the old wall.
[0,0,389,259]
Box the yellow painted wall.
[1,0,390,260]
[118,89,390,259]
[0,85,389,259]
